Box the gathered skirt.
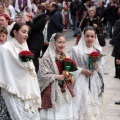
[40,100,73,120]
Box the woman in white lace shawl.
[38,33,74,120]
[70,26,105,120]
[0,22,41,120]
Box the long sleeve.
[26,17,46,31]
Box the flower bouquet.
[63,58,78,71]
[58,58,78,86]
[19,50,34,62]
[88,51,105,71]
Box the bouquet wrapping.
[19,50,34,62]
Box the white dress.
[39,56,74,120]
[40,92,73,120]
[70,46,105,120]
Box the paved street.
[64,29,120,120]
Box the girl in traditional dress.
[0,22,41,120]
[70,26,105,120]
[38,33,74,120]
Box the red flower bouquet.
[88,51,105,70]
[62,58,78,72]
[88,52,105,62]
[58,58,78,86]
[62,58,78,84]
[19,50,34,62]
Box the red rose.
[63,58,76,65]
[19,50,34,62]
[89,52,100,57]
[20,50,34,56]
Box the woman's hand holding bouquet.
[82,69,93,76]
[55,75,65,81]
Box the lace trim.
[1,89,40,120]
[0,83,40,100]
[0,83,41,112]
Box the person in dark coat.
[47,3,65,42]
[69,0,82,37]
[24,4,46,73]
[106,0,119,39]
[80,7,106,47]
[111,18,120,105]
[96,1,107,27]
[112,18,120,79]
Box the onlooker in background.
[15,0,32,12]
[111,12,120,79]
[47,3,65,41]
[106,0,119,39]
[4,0,16,20]
[0,27,7,45]
[96,0,107,28]
[44,0,51,16]
[23,6,34,20]
[24,4,46,73]
[77,0,91,28]
[0,3,9,15]
[62,1,70,29]
[30,0,37,14]
[80,7,106,47]
[0,13,15,41]
[69,0,81,37]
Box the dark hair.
[54,33,64,41]
[0,3,4,8]
[52,3,58,9]
[0,27,8,35]
[99,0,105,5]
[37,4,45,12]
[10,22,28,38]
[83,26,96,34]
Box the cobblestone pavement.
[64,29,120,120]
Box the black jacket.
[26,13,46,50]
[112,19,120,59]
[47,10,64,41]
[106,3,119,22]
[80,15,102,31]
[70,1,82,16]
[96,6,107,24]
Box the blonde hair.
[88,6,96,14]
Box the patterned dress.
[0,89,11,120]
